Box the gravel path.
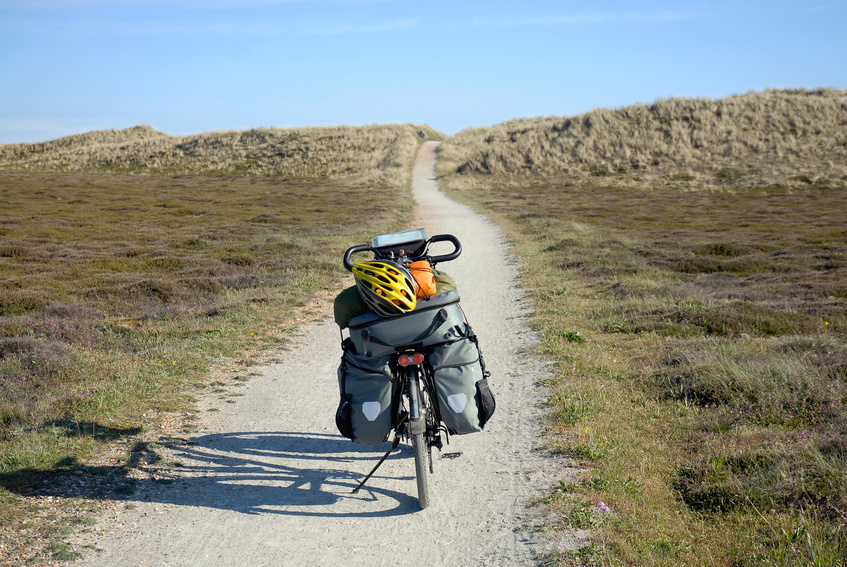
[72,141,580,566]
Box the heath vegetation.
[0,123,437,563]
[438,89,847,566]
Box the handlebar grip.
[342,244,374,271]
[428,234,462,264]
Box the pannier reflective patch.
[362,401,381,421]
[447,393,467,413]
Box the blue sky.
[1,0,845,143]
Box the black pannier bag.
[428,332,495,435]
[336,347,395,445]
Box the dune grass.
[438,90,847,566]
[0,123,444,180]
[0,123,434,564]
[439,88,847,191]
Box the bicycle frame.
[399,349,446,508]
[400,353,443,446]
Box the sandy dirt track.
[72,141,581,566]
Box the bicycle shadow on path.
[158,431,421,517]
[12,431,423,519]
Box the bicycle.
[337,228,489,509]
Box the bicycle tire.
[411,377,431,509]
[412,431,431,509]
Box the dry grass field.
[438,89,847,566]
[0,123,438,563]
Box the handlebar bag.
[348,291,466,359]
[428,334,496,435]
[336,350,395,445]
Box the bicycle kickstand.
[352,434,402,494]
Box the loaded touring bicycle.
[334,228,495,509]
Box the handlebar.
[427,234,462,264]
[342,234,462,271]
[343,244,374,271]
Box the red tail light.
[398,353,425,367]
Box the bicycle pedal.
[442,452,463,459]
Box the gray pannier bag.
[348,291,466,360]
[428,332,495,435]
[336,349,395,445]
[340,289,495,441]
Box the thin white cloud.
[471,10,709,28]
[297,17,418,36]
[1,0,391,7]
[0,15,418,37]
[787,5,841,14]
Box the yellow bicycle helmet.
[352,260,417,317]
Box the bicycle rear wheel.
[410,376,431,509]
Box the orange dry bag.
[408,260,437,298]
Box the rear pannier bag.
[428,336,496,435]
[348,291,466,360]
[336,350,394,445]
